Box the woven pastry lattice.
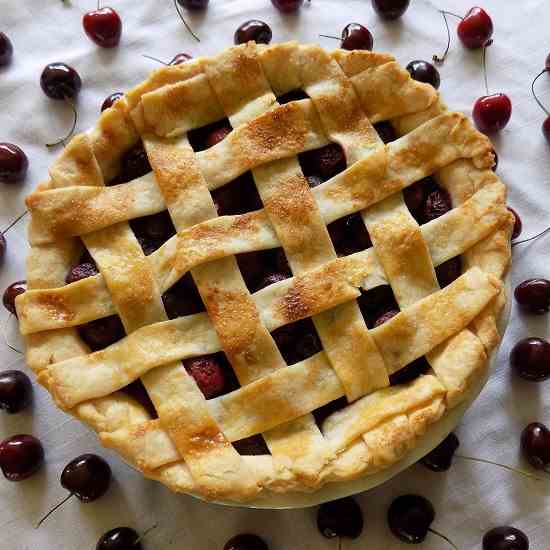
[18,42,513,502]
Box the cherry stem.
[531,69,550,117]
[433,10,451,64]
[481,40,494,96]
[142,54,169,66]
[35,493,74,528]
[46,98,77,149]
[1,211,28,235]
[2,315,22,354]
[173,0,200,43]
[455,454,544,481]
[428,527,459,550]
[319,34,341,41]
[512,225,550,246]
[439,10,463,21]
[135,524,159,544]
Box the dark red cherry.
[423,188,451,222]
[317,497,364,539]
[301,143,346,181]
[406,60,440,89]
[482,526,529,550]
[83,7,122,48]
[101,92,123,112]
[457,7,493,49]
[421,432,459,472]
[235,20,272,45]
[205,126,232,148]
[521,422,550,471]
[508,207,522,239]
[40,62,82,100]
[271,0,304,13]
[224,534,268,550]
[61,453,112,502]
[184,355,226,399]
[97,527,142,550]
[372,0,410,20]
[0,434,44,481]
[170,52,193,65]
[341,23,373,51]
[130,211,176,243]
[0,370,32,414]
[78,315,125,351]
[514,279,550,314]
[542,116,550,145]
[0,233,5,262]
[0,32,13,66]
[162,273,204,319]
[510,337,550,382]
[0,143,28,183]
[110,142,151,185]
[66,262,99,284]
[3,280,26,316]
[388,494,435,544]
[177,0,209,8]
[473,94,512,133]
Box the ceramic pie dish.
[16,41,513,504]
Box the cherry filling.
[436,257,462,288]
[299,143,347,182]
[389,357,430,385]
[312,396,348,428]
[183,352,239,400]
[357,284,399,329]
[233,434,270,455]
[78,315,125,351]
[120,379,158,419]
[374,121,397,144]
[188,118,233,152]
[277,89,309,104]
[130,211,176,256]
[211,171,263,216]
[328,213,372,256]
[237,248,292,293]
[272,318,323,365]
[108,141,152,186]
[162,272,205,319]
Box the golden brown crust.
[18,43,511,503]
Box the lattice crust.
[17,42,513,502]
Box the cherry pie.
[17,42,513,502]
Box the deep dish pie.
[17,42,513,503]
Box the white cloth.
[1,0,549,548]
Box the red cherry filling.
[0,434,44,481]
[188,118,232,152]
[328,213,372,256]
[422,188,452,222]
[435,257,462,288]
[109,141,152,185]
[78,315,125,351]
[277,89,309,104]
[374,121,397,144]
[205,126,232,149]
[130,211,176,243]
[212,172,263,216]
[357,284,399,329]
[373,308,399,328]
[233,435,270,455]
[120,380,158,419]
[162,272,205,319]
[299,143,347,181]
[184,354,228,399]
[273,318,322,365]
[65,261,99,284]
[389,357,430,385]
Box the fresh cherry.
[317,497,364,539]
[0,434,44,481]
[224,534,268,550]
[0,143,28,183]
[174,0,208,42]
[371,0,410,20]
[388,495,457,548]
[473,43,512,133]
[482,526,529,550]
[3,280,26,316]
[0,370,32,414]
[101,92,123,112]
[83,7,122,48]
[457,7,493,49]
[235,20,272,45]
[510,337,550,382]
[421,432,460,472]
[508,207,522,240]
[37,454,112,527]
[321,23,373,51]
[0,32,13,66]
[406,60,440,89]
[184,355,226,399]
[521,422,550,471]
[514,279,550,314]
[40,62,82,147]
[97,527,142,550]
[271,0,305,13]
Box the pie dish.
[16,42,513,503]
